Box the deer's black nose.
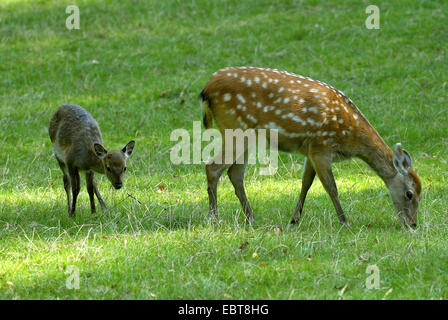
[410,223,417,228]
[114,183,122,190]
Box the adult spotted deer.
[49,104,135,216]
[200,67,421,227]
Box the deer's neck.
[88,150,106,174]
[357,129,397,185]
[95,158,106,175]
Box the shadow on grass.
[0,181,424,240]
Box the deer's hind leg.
[227,152,254,223]
[206,132,255,222]
[206,151,232,221]
[67,165,80,217]
[57,159,71,214]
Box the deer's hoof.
[290,218,299,225]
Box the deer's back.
[49,104,103,164]
[202,67,373,156]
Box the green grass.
[0,0,447,299]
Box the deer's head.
[388,143,421,228]
[94,140,135,189]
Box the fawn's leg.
[86,171,96,213]
[57,159,71,214]
[93,177,107,210]
[309,153,348,225]
[227,161,254,223]
[67,165,80,217]
[86,171,107,211]
[291,157,316,224]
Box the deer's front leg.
[94,186,107,210]
[309,153,349,226]
[86,171,96,213]
[86,171,107,211]
[291,157,316,224]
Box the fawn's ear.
[94,143,108,159]
[122,140,135,158]
[393,143,412,175]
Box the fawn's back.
[49,104,103,170]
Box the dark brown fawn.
[200,67,421,227]
[49,104,135,216]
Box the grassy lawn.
[0,0,447,299]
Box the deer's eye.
[106,167,111,172]
[123,167,127,172]
[405,190,413,200]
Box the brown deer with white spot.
[200,67,421,227]
[49,104,135,216]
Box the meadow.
[0,0,447,299]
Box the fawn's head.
[94,140,135,190]
[388,143,421,228]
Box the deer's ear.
[94,143,108,159]
[393,143,412,175]
[122,140,135,158]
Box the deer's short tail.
[199,90,213,130]
[48,108,61,143]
